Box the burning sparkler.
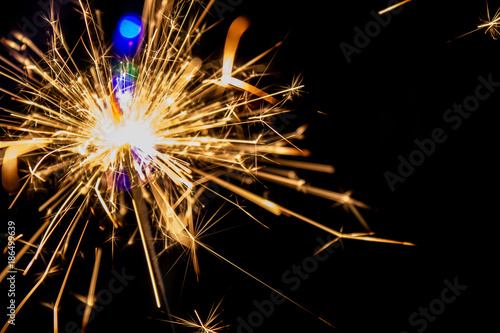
[1,0,414,331]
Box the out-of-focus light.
[113,68,136,110]
[119,15,142,39]
[113,14,143,57]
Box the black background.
[0,0,498,332]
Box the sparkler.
[0,0,414,331]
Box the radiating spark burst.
[161,299,228,333]
[478,1,500,39]
[452,1,500,41]
[0,0,414,331]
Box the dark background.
[0,0,497,332]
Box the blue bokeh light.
[119,15,142,39]
[113,14,143,57]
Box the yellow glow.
[101,119,156,152]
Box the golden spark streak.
[160,299,228,332]
[196,240,336,329]
[0,196,89,333]
[0,220,50,282]
[53,220,89,333]
[378,0,412,15]
[270,158,335,173]
[194,168,282,216]
[132,198,162,308]
[24,182,84,275]
[82,247,102,332]
[95,178,118,228]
